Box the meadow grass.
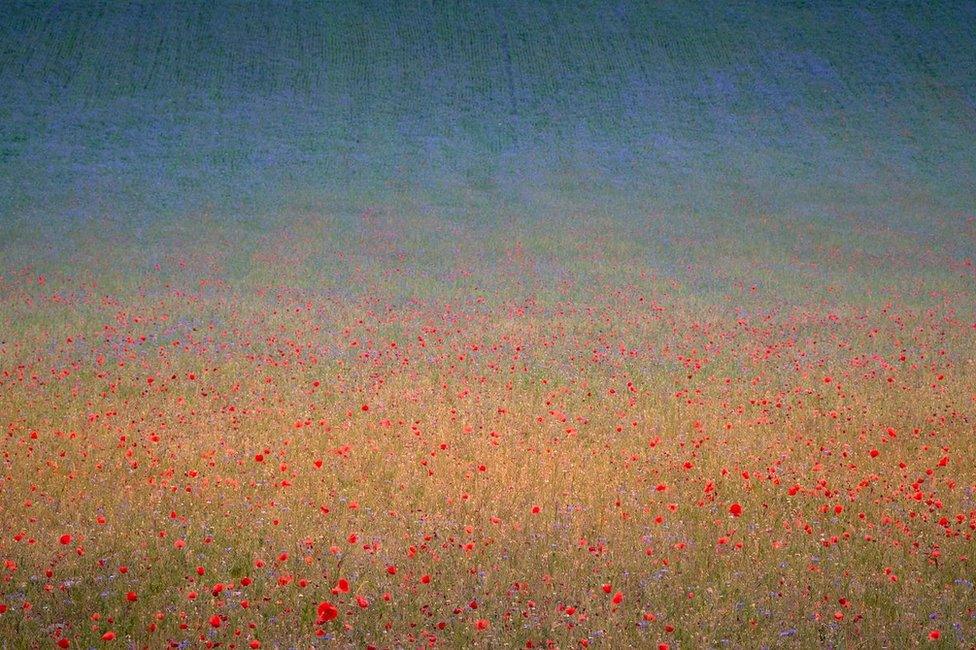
[1,208,974,648]
[1,1,975,647]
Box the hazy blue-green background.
[1,1,974,257]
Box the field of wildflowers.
[1,2,974,648]
[1,210,973,647]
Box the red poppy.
[316,601,339,623]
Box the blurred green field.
[1,1,974,243]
